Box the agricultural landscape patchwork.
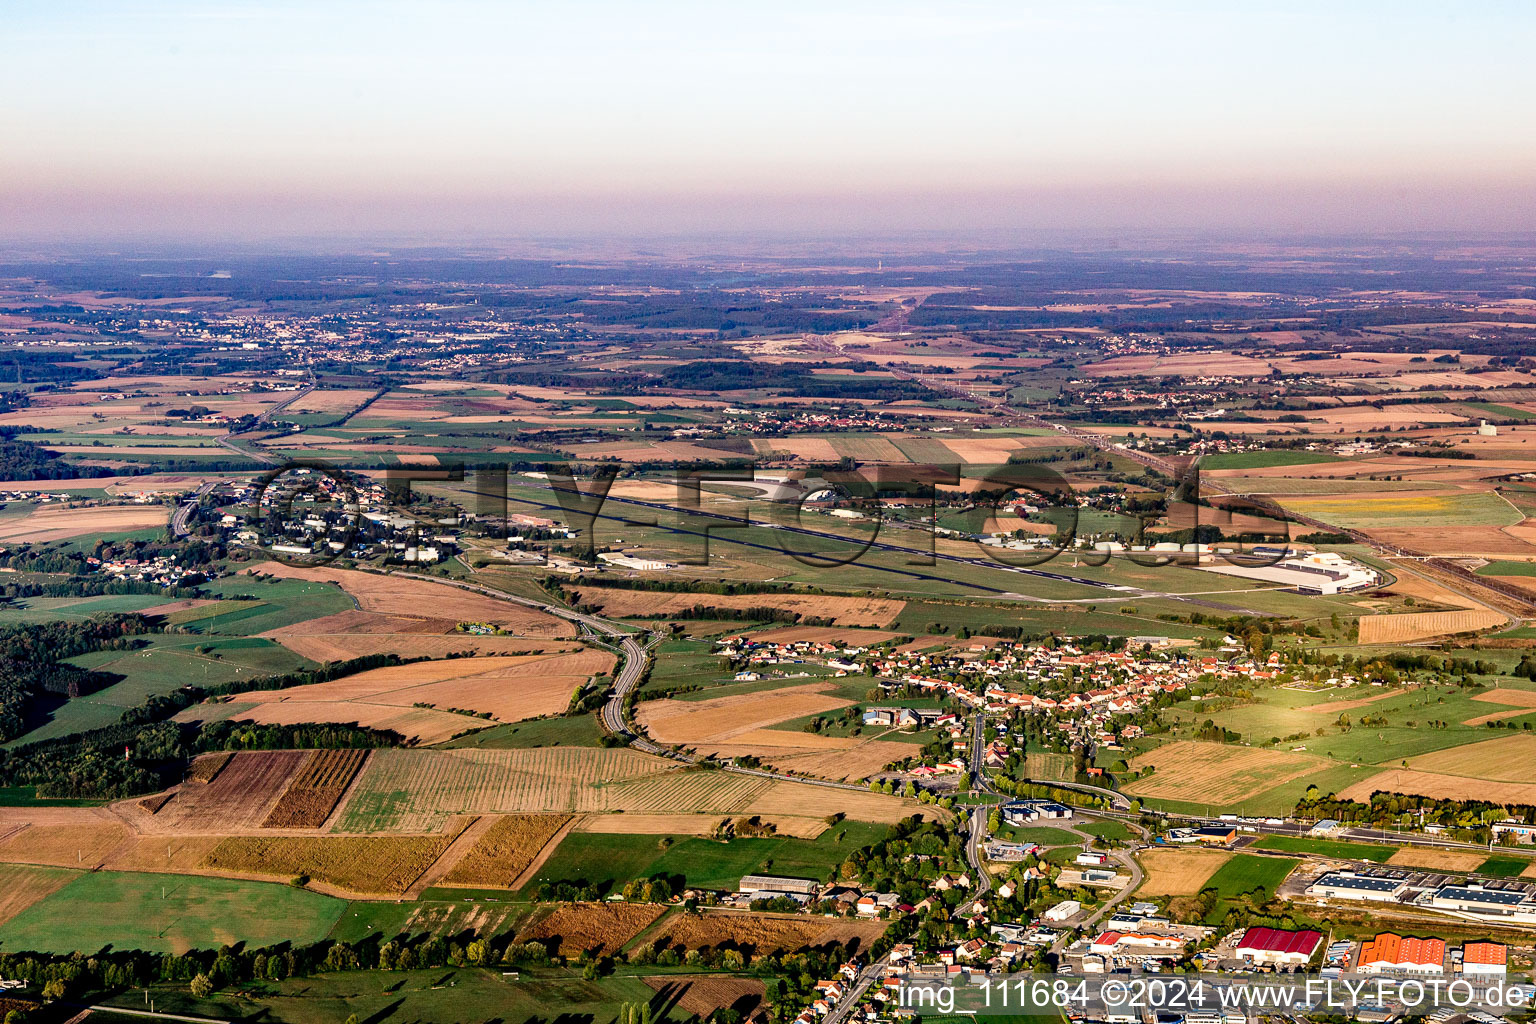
[6,245,1536,1021]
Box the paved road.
[171,479,217,536]
[824,955,890,1024]
[213,382,315,465]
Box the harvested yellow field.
[1462,688,1536,726]
[248,563,575,636]
[101,835,226,873]
[1471,688,1536,709]
[1135,848,1232,897]
[282,388,378,414]
[640,683,852,744]
[202,830,461,895]
[267,631,570,663]
[753,437,840,462]
[439,814,572,888]
[1401,733,1536,782]
[0,503,168,543]
[1339,769,1536,805]
[227,649,613,732]
[1358,608,1507,644]
[1385,847,1490,871]
[571,588,906,628]
[752,742,915,783]
[941,436,1034,463]
[1123,741,1329,806]
[0,864,78,926]
[572,813,827,839]
[0,823,129,868]
[181,697,476,746]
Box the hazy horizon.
[6,0,1536,243]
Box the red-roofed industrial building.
[1235,927,1324,965]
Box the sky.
[4,0,1536,244]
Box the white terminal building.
[1197,549,1379,595]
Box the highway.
[170,480,217,537]
[213,382,315,466]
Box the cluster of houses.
[867,639,1293,762]
[213,472,462,564]
[724,408,901,436]
[85,552,210,588]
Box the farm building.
[1461,942,1507,976]
[1358,934,1446,974]
[1235,927,1324,966]
[1306,872,1409,902]
[738,874,820,902]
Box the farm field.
[1338,767,1536,804]
[0,502,169,542]
[570,587,906,627]
[190,648,614,744]
[140,750,308,832]
[1154,683,1536,769]
[1123,742,1332,807]
[515,901,666,956]
[1252,835,1394,862]
[246,563,576,637]
[201,829,463,895]
[331,746,920,834]
[0,820,130,867]
[522,820,885,894]
[1134,848,1232,897]
[651,910,885,955]
[643,976,765,1020]
[1398,733,1536,782]
[0,870,345,954]
[1280,492,1523,532]
[1201,854,1298,901]
[261,749,370,828]
[438,814,573,888]
[178,696,480,745]
[1385,847,1491,872]
[0,863,79,926]
[1357,608,1507,644]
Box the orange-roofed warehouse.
[1462,942,1507,976]
[1359,933,1446,974]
